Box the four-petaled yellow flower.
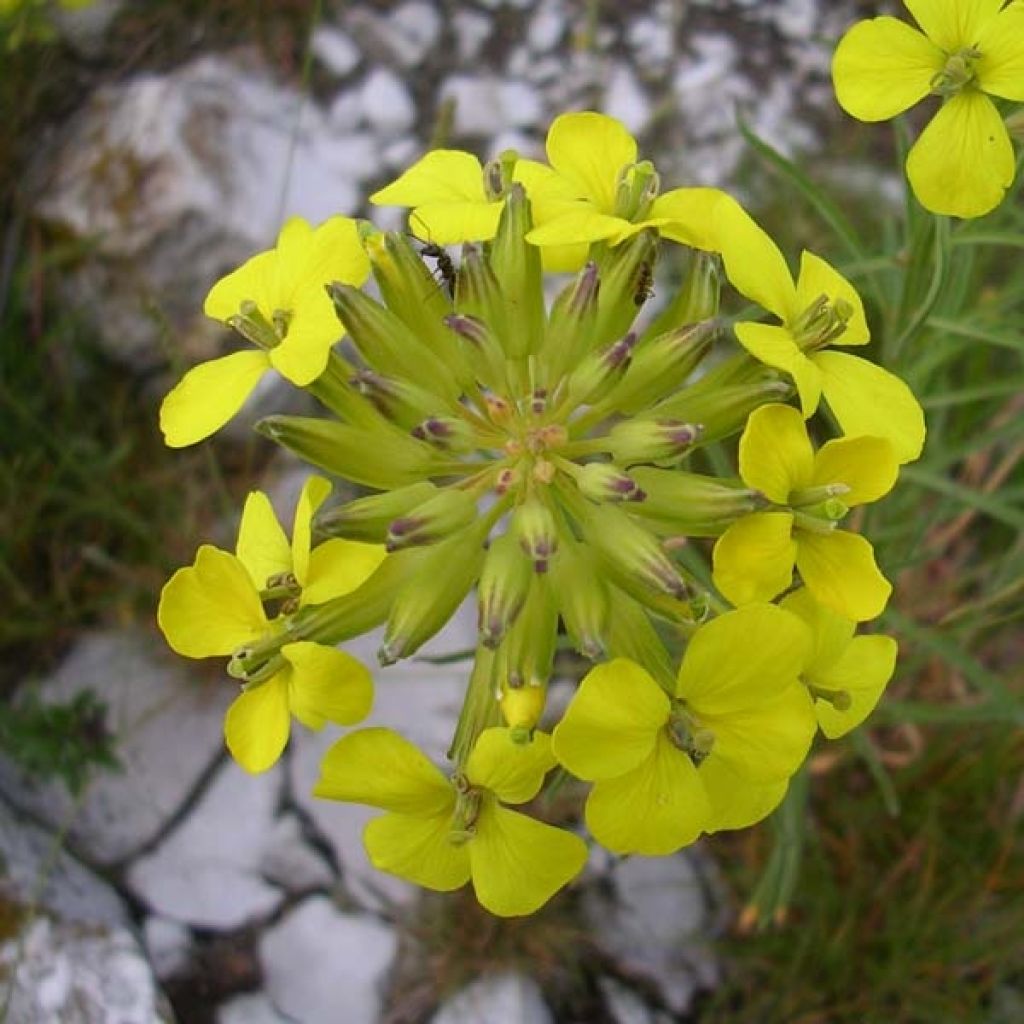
[371,112,725,271]
[158,476,385,772]
[781,588,899,738]
[714,198,926,464]
[314,726,588,917]
[833,0,1024,218]
[160,216,370,448]
[713,403,899,622]
[552,605,816,856]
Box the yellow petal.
[738,402,814,502]
[794,251,870,347]
[811,436,899,506]
[832,17,943,121]
[281,216,370,305]
[552,659,670,781]
[816,351,926,464]
[224,674,291,774]
[906,91,1014,219]
[545,111,638,212]
[371,150,488,206]
[313,727,454,816]
[281,641,373,729]
[699,757,789,833]
[712,513,797,607]
[813,634,898,738]
[236,490,292,590]
[267,287,341,386]
[734,323,822,417]
[470,801,588,917]
[699,686,817,782]
[301,539,388,607]
[584,733,710,856]
[157,545,267,658]
[364,811,471,892]
[795,530,892,622]
[780,587,856,679]
[676,604,813,715]
[649,187,731,250]
[714,197,797,321]
[203,250,276,322]
[408,200,505,246]
[291,476,332,587]
[538,242,591,273]
[465,729,557,805]
[976,6,1024,100]
[525,207,629,247]
[904,0,1004,52]
[159,350,270,448]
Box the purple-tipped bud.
[576,462,647,504]
[607,419,704,464]
[512,498,560,573]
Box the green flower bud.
[386,488,479,551]
[411,416,479,452]
[512,498,560,572]
[351,370,445,430]
[566,331,638,406]
[643,250,721,340]
[628,467,765,535]
[606,419,703,464]
[316,481,439,542]
[256,415,445,490]
[575,462,646,504]
[496,575,558,689]
[443,311,507,389]
[550,538,609,659]
[591,229,658,348]
[541,261,600,384]
[477,531,533,648]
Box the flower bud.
[584,503,689,600]
[317,481,439,542]
[443,311,506,389]
[499,680,547,733]
[379,523,488,664]
[351,370,444,429]
[477,531,533,648]
[386,488,479,551]
[410,416,479,452]
[550,539,609,659]
[256,415,444,490]
[542,262,600,384]
[591,229,658,348]
[606,419,702,464]
[566,332,638,406]
[643,250,721,340]
[512,498,560,572]
[497,575,558,691]
[575,462,646,504]
[628,468,765,535]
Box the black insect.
[410,212,457,298]
[634,260,654,307]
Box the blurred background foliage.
[1,3,1021,1022]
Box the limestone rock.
[431,972,553,1024]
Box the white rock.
[360,67,417,135]
[440,75,543,136]
[312,26,361,78]
[260,897,397,1024]
[127,761,284,929]
[627,15,675,69]
[527,0,565,52]
[599,977,656,1024]
[52,0,123,57]
[769,0,819,39]
[431,972,553,1024]
[0,629,231,866]
[259,813,335,892]
[390,1,444,67]
[1,916,174,1024]
[142,916,192,980]
[603,63,650,137]
[452,10,492,62]
[328,89,363,131]
[382,136,421,170]
[218,992,292,1024]
[583,853,719,1015]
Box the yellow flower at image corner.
[832,0,1024,219]
[712,403,899,622]
[160,216,370,448]
[157,475,385,773]
[781,588,898,739]
[552,604,817,857]
[370,112,727,271]
[313,726,588,917]
[714,198,926,463]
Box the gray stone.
[603,64,650,137]
[431,972,553,1024]
[259,897,397,1024]
[217,992,291,1024]
[0,916,175,1024]
[127,762,284,929]
[259,814,335,893]
[583,853,719,1015]
[527,0,565,53]
[52,0,123,57]
[360,67,417,135]
[440,75,543,137]
[451,10,492,63]
[351,1,442,69]
[142,916,192,981]
[311,26,361,78]
[0,629,230,866]
[599,977,656,1024]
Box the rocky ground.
[3,1,870,1020]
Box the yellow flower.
[715,198,925,463]
[370,113,726,271]
[552,605,816,855]
[781,588,898,739]
[157,476,384,772]
[832,1,1023,218]
[160,216,370,448]
[314,726,588,917]
[712,403,899,622]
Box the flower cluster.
[158,111,920,916]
